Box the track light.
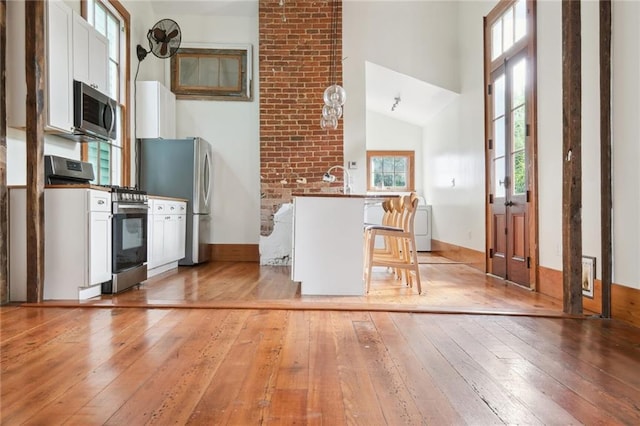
[391,96,401,112]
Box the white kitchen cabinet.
[6,0,74,132]
[89,211,113,285]
[73,12,109,94]
[9,188,112,301]
[6,1,109,133]
[147,198,187,277]
[136,81,176,139]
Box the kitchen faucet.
[323,165,352,194]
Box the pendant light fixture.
[320,0,346,130]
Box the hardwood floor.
[2,306,640,424]
[26,255,568,315]
[4,258,638,424]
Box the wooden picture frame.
[169,44,253,101]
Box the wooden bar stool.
[363,193,422,294]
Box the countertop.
[9,184,111,192]
[148,195,188,202]
[292,193,398,199]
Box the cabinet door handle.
[97,200,105,205]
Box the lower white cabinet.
[9,188,112,301]
[147,198,187,277]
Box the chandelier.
[320,0,346,130]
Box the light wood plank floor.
[2,305,640,424]
[26,255,568,316]
[6,257,633,424]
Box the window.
[82,0,130,186]
[366,151,415,192]
[171,45,253,101]
[491,0,527,60]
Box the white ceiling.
[365,61,458,127]
[150,0,258,18]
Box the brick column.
[259,0,344,235]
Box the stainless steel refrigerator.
[139,137,212,265]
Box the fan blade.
[160,42,168,56]
[167,29,179,40]
[152,28,166,43]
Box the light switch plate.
[348,161,357,169]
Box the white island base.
[292,195,365,296]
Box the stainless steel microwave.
[73,80,117,141]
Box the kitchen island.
[291,193,379,296]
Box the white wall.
[344,0,460,194]
[536,0,640,290]
[611,0,640,288]
[365,110,424,196]
[161,14,260,244]
[422,0,639,290]
[421,0,491,250]
[7,131,80,185]
[536,0,563,270]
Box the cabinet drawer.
[89,190,111,212]
[152,201,168,214]
[166,201,186,213]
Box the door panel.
[493,213,506,278]
[512,214,525,258]
[489,52,529,286]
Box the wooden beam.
[0,0,7,304]
[599,0,612,318]
[25,0,46,303]
[561,0,583,315]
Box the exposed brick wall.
[259,0,344,235]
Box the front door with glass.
[485,0,535,287]
[489,52,529,285]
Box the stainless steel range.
[103,186,149,294]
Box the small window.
[170,45,252,101]
[491,0,527,60]
[366,150,415,192]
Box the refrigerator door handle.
[203,151,211,207]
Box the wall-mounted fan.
[136,18,182,61]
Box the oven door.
[112,205,148,273]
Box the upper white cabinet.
[5,1,108,133]
[7,0,74,132]
[136,81,176,139]
[47,1,75,133]
[73,12,109,94]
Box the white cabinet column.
[136,81,176,139]
[147,197,187,277]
